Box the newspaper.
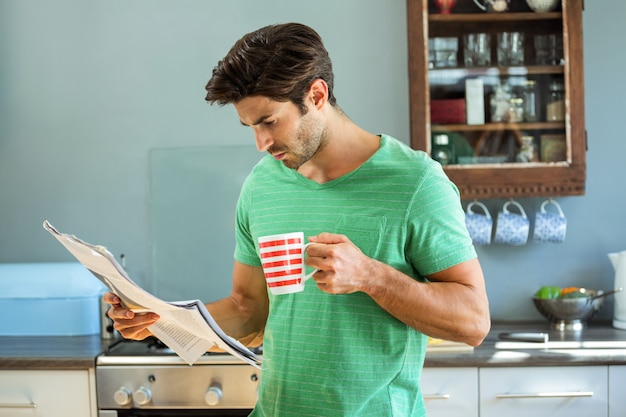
[43,220,261,368]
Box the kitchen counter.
[0,335,110,370]
[1,322,626,370]
[425,321,626,367]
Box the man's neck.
[297,116,380,184]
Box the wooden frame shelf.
[429,12,562,22]
[407,0,586,199]
[432,122,566,133]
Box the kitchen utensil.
[435,0,457,14]
[494,200,529,245]
[472,0,509,12]
[532,288,619,331]
[465,201,493,245]
[432,37,458,68]
[534,33,563,65]
[497,32,524,66]
[526,0,559,12]
[258,232,318,295]
[609,251,626,329]
[464,33,491,67]
[588,287,624,301]
[498,332,549,343]
[533,199,567,243]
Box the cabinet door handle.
[423,393,451,400]
[0,402,38,409]
[496,391,594,399]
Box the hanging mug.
[465,201,493,245]
[533,199,567,243]
[494,200,530,245]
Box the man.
[105,22,490,416]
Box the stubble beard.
[276,115,327,170]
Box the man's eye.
[264,120,275,126]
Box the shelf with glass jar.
[407,0,586,199]
[429,73,568,166]
[430,68,566,133]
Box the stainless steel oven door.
[97,363,260,408]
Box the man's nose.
[254,130,273,152]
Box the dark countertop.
[425,321,626,367]
[2,322,626,370]
[0,335,111,370]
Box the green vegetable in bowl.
[534,286,591,300]
[534,286,562,299]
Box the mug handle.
[503,200,528,218]
[540,199,565,217]
[467,201,491,218]
[303,243,320,282]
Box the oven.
[96,338,261,417]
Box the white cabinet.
[421,367,478,417]
[479,366,608,417]
[609,365,626,417]
[0,369,96,417]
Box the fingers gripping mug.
[465,201,493,245]
[494,200,530,246]
[258,232,318,295]
[533,199,567,243]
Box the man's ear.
[309,79,328,109]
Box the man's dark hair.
[205,23,337,114]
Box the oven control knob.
[204,385,223,406]
[133,386,152,405]
[113,387,132,406]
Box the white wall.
[1,0,625,321]
[0,0,408,289]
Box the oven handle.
[0,402,38,409]
[99,409,253,416]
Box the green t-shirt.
[235,135,476,417]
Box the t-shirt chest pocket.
[334,215,386,258]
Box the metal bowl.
[532,289,606,331]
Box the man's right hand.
[102,291,160,340]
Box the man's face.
[234,95,326,170]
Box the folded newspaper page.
[43,220,261,368]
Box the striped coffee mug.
[258,232,318,295]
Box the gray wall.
[1,0,625,322]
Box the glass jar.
[432,134,455,165]
[546,80,565,121]
[490,83,511,122]
[516,134,537,162]
[507,97,524,122]
[522,80,538,122]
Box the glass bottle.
[546,80,565,121]
[522,80,538,122]
[507,97,524,123]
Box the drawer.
[421,367,478,417]
[0,370,94,417]
[609,365,626,417]
[480,366,608,417]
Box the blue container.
[0,262,106,336]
